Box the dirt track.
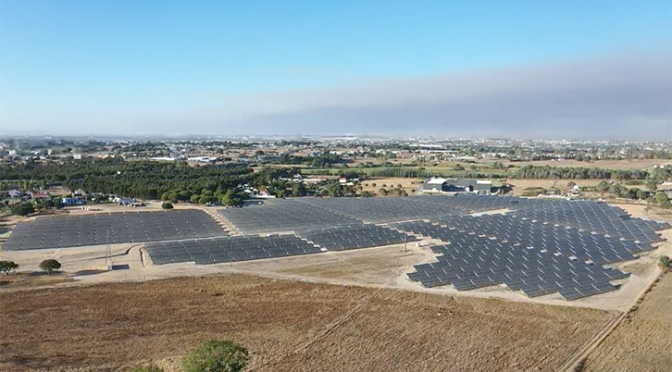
[0,274,613,372]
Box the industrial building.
[421,177,493,194]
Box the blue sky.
[1,1,671,138]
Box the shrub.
[161,202,174,209]
[130,364,164,372]
[658,255,671,271]
[182,340,249,372]
[39,259,61,275]
[0,261,19,275]
[11,203,35,216]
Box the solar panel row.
[218,200,358,234]
[146,234,322,265]
[295,223,418,251]
[4,210,227,250]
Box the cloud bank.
[4,51,671,140]
[177,51,670,140]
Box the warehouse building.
[421,177,493,194]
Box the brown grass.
[583,273,672,372]
[0,272,72,290]
[0,274,613,372]
[504,179,604,195]
[499,159,668,170]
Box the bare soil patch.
[583,273,672,372]
[0,275,613,372]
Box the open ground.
[1,274,615,372]
[582,273,672,372]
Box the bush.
[0,261,19,275]
[658,255,671,271]
[39,259,61,275]
[11,203,35,216]
[130,364,164,372]
[183,340,249,372]
[161,202,174,209]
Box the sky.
[0,0,671,139]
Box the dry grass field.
[0,275,614,372]
[506,179,605,195]
[498,159,668,170]
[583,273,672,372]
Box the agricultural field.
[583,273,672,372]
[493,159,669,170]
[0,275,614,372]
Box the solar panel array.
[391,212,657,300]
[146,234,322,265]
[407,241,627,300]
[4,210,227,250]
[6,193,669,301]
[294,197,451,223]
[426,214,658,265]
[218,200,358,234]
[512,201,670,243]
[295,223,418,251]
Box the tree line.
[303,164,659,180]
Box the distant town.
[0,135,670,216]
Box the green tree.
[291,182,307,197]
[645,178,658,192]
[182,340,249,372]
[654,192,671,208]
[161,202,174,209]
[596,181,610,194]
[221,189,245,207]
[0,261,19,275]
[39,259,61,275]
[658,255,671,271]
